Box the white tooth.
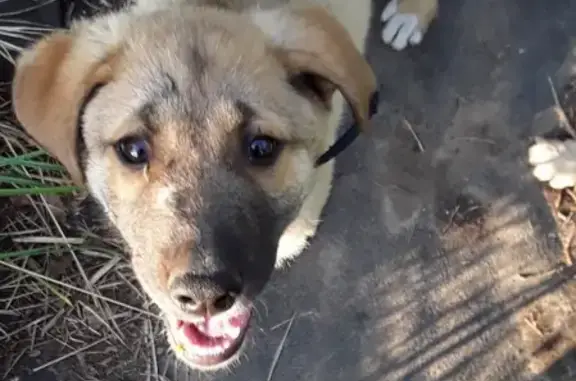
[189,345,225,356]
[226,326,241,339]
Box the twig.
[452,136,497,145]
[547,75,576,138]
[89,256,122,285]
[402,118,425,152]
[267,312,297,381]
[1,315,51,341]
[79,301,126,344]
[565,188,576,204]
[523,317,544,337]
[442,205,461,234]
[0,260,158,319]
[2,346,27,379]
[563,226,575,266]
[11,236,84,245]
[270,311,316,331]
[146,318,159,381]
[32,334,112,373]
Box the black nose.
[169,273,240,316]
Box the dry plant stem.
[561,189,576,266]
[563,226,575,266]
[266,312,297,381]
[89,256,122,285]
[3,134,121,336]
[554,191,563,212]
[442,205,461,234]
[523,316,544,337]
[402,117,425,152]
[565,188,576,204]
[547,75,576,138]
[79,301,126,345]
[0,259,158,318]
[11,236,85,245]
[2,346,27,379]
[1,315,51,341]
[32,334,112,373]
[146,318,159,381]
[0,0,58,18]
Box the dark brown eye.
[115,136,150,166]
[247,136,280,166]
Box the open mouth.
[167,307,252,369]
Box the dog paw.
[275,216,322,268]
[380,0,424,50]
[528,138,576,189]
[275,227,316,268]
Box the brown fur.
[12,0,376,371]
[12,32,120,184]
[280,5,376,128]
[397,0,438,29]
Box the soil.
[3,0,576,380]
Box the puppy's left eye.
[247,136,281,166]
[115,136,150,166]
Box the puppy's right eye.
[115,136,150,166]
[247,135,281,166]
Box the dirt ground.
[4,0,576,380]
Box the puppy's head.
[12,5,375,371]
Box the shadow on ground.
[3,0,576,380]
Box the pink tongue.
[179,312,251,347]
[180,317,236,347]
[182,322,225,347]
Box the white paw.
[275,225,317,268]
[528,138,576,189]
[381,0,424,51]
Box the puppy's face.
[12,5,375,371]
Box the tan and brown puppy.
[11,0,437,372]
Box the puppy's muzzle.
[165,268,253,368]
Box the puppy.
[11,0,437,372]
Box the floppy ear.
[250,5,377,130]
[12,23,121,185]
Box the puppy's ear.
[12,24,121,185]
[250,5,377,130]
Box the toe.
[549,174,576,189]
[382,16,403,44]
[391,16,418,51]
[528,140,562,165]
[409,30,423,45]
[381,0,398,22]
[532,162,557,182]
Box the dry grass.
[514,76,576,380]
[541,77,576,268]
[0,1,169,380]
[0,94,166,380]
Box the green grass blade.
[0,186,81,197]
[0,175,44,186]
[40,280,74,307]
[0,150,47,162]
[0,247,51,260]
[0,159,65,171]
